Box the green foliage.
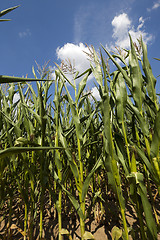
[0,34,160,240]
[0,5,19,22]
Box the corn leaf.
[150,110,160,158]
[115,73,127,124]
[111,226,122,240]
[135,145,159,185]
[82,154,102,201]
[54,171,85,220]
[58,123,79,180]
[101,44,132,89]
[0,146,65,159]
[54,65,75,88]
[127,97,149,137]
[83,231,95,239]
[76,70,90,103]
[0,5,20,18]
[0,75,47,84]
[64,83,83,141]
[142,40,157,108]
[129,34,144,113]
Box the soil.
[0,188,160,239]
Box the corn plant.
[0,11,160,239]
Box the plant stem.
[24,203,27,240]
[58,170,62,240]
[39,192,44,239]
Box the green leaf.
[129,34,144,113]
[76,68,92,79]
[112,53,129,70]
[82,154,102,201]
[142,40,157,108]
[0,110,22,137]
[64,83,83,141]
[0,75,46,84]
[101,44,132,89]
[139,187,157,239]
[55,64,75,88]
[60,228,70,235]
[114,140,129,176]
[115,73,127,124]
[26,82,38,106]
[58,123,79,180]
[150,110,160,158]
[14,137,40,147]
[22,103,42,125]
[54,171,85,220]
[76,70,90,103]
[111,226,122,240]
[127,97,149,137]
[83,231,95,240]
[132,172,157,239]
[83,109,97,138]
[135,145,159,185]
[89,46,103,87]
[90,62,102,87]
[0,146,65,159]
[8,83,16,104]
[60,229,73,240]
[0,5,20,18]
[0,19,11,22]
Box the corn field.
[1,5,160,240]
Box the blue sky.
[1,0,160,96]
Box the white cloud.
[13,93,20,103]
[153,1,160,9]
[56,43,92,82]
[49,66,56,80]
[147,0,160,11]
[91,87,101,100]
[137,17,145,31]
[19,29,31,38]
[107,13,153,50]
[112,13,131,39]
[111,13,131,49]
[6,93,20,105]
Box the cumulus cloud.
[111,13,131,49]
[56,43,92,82]
[137,17,145,31]
[112,13,131,39]
[91,87,101,100]
[55,43,101,100]
[106,13,153,50]
[13,93,20,103]
[19,29,31,38]
[147,0,160,11]
[49,66,56,80]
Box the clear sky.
[1,0,160,95]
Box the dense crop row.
[0,37,160,240]
[0,5,160,240]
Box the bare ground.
[0,188,160,239]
